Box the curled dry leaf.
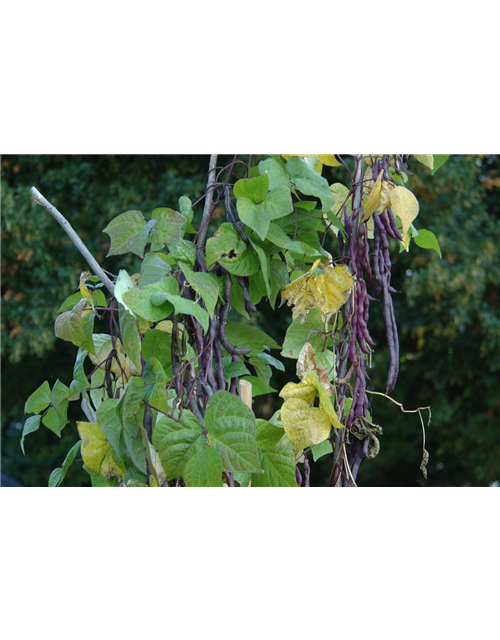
[282,260,353,322]
[297,342,333,396]
[350,417,383,459]
[420,448,429,479]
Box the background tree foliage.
[2,154,499,486]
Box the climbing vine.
[21,154,447,486]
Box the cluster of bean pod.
[338,155,406,434]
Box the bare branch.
[196,154,218,251]
[30,186,115,295]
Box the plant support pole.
[196,154,218,252]
[30,186,115,295]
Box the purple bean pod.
[219,273,252,356]
[378,224,392,277]
[387,206,403,241]
[213,335,226,390]
[379,210,400,240]
[350,220,359,276]
[236,276,258,314]
[383,280,399,394]
[229,354,240,394]
[349,308,359,366]
[373,219,382,284]
[362,227,373,283]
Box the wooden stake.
[239,379,252,408]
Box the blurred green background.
[2,154,499,487]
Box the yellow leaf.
[366,214,375,239]
[315,155,341,167]
[138,318,153,333]
[79,271,93,302]
[281,259,322,320]
[282,261,353,322]
[401,233,411,251]
[363,153,384,167]
[378,180,395,214]
[155,320,185,334]
[301,373,343,429]
[315,264,354,317]
[390,186,419,237]
[413,154,434,170]
[77,421,110,474]
[280,398,331,449]
[279,379,317,404]
[362,170,384,221]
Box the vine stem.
[29,186,115,295]
[196,154,218,252]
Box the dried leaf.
[420,448,429,479]
[297,342,317,379]
[297,342,333,396]
[350,417,382,459]
[282,260,353,322]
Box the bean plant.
[21,154,447,487]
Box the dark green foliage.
[1,155,208,486]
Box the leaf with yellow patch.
[79,272,93,302]
[280,398,331,450]
[100,449,126,481]
[315,155,340,167]
[413,154,434,170]
[77,421,111,474]
[363,170,384,221]
[282,154,340,167]
[390,186,420,237]
[281,259,322,320]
